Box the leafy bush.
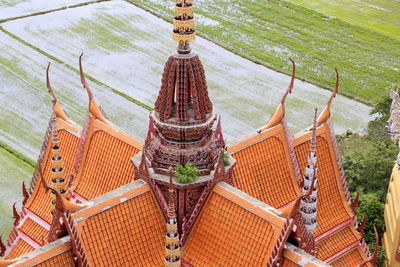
[175,163,199,183]
[222,151,230,167]
[338,91,398,266]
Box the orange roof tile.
[317,225,359,260]
[70,180,164,266]
[229,124,300,208]
[294,132,352,237]
[26,129,80,223]
[9,236,73,267]
[183,182,288,266]
[19,218,48,246]
[329,247,368,267]
[34,250,74,267]
[73,120,142,200]
[5,239,34,260]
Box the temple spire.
[300,108,319,232]
[173,0,195,53]
[165,168,181,267]
[259,59,295,131]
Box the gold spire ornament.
[165,168,181,267]
[173,0,196,52]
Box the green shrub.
[175,163,199,183]
[222,151,230,167]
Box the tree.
[175,163,199,183]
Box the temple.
[0,0,376,266]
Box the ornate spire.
[165,168,181,267]
[316,68,339,126]
[259,59,295,132]
[46,63,71,122]
[173,0,195,53]
[300,108,319,232]
[79,54,109,125]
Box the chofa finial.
[79,53,109,125]
[316,68,339,126]
[259,58,296,132]
[46,63,71,122]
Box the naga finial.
[316,68,339,126]
[259,59,296,131]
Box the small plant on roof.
[222,150,230,167]
[176,163,199,183]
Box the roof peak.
[173,0,195,53]
[46,63,71,122]
[259,59,295,131]
[78,54,110,125]
[316,68,339,126]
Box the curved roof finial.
[359,224,379,267]
[79,53,109,125]
[46,63,70,122]
[12,203,20,227]
[259,58,295,131]
[316,68,339,126]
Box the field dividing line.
[0,0,114,24]
[0,26,153,111]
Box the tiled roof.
[5,239,34,260]
[317,225,359,260]
[35,250,74,267]
[8,236,74,267]
[229,124,300,208]
[70,180,164,266]
[183,182,288,266]
[329,247,369,267]
[26,128,80,223]
[73,120,142,200]
[19,218,48,246]
[294,133,351,237]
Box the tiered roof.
[0,1,375,266]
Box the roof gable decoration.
[359,225,379,267]
[259,58,295,132]
[165,168,181,267]
[78,54,109,125]
[300,108,319,233]
[315,68,339,127]
[46,63,72,123]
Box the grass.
[0,146,33,235]
[0,26,152,112]
[285,0,400,40]
[128,0,400,105]
[0,140,35,168]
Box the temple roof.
[68,179,165,266]
[228,122,301,208]
[182,182,290,266]
[8,236,73,267]
[72,118,142,201]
